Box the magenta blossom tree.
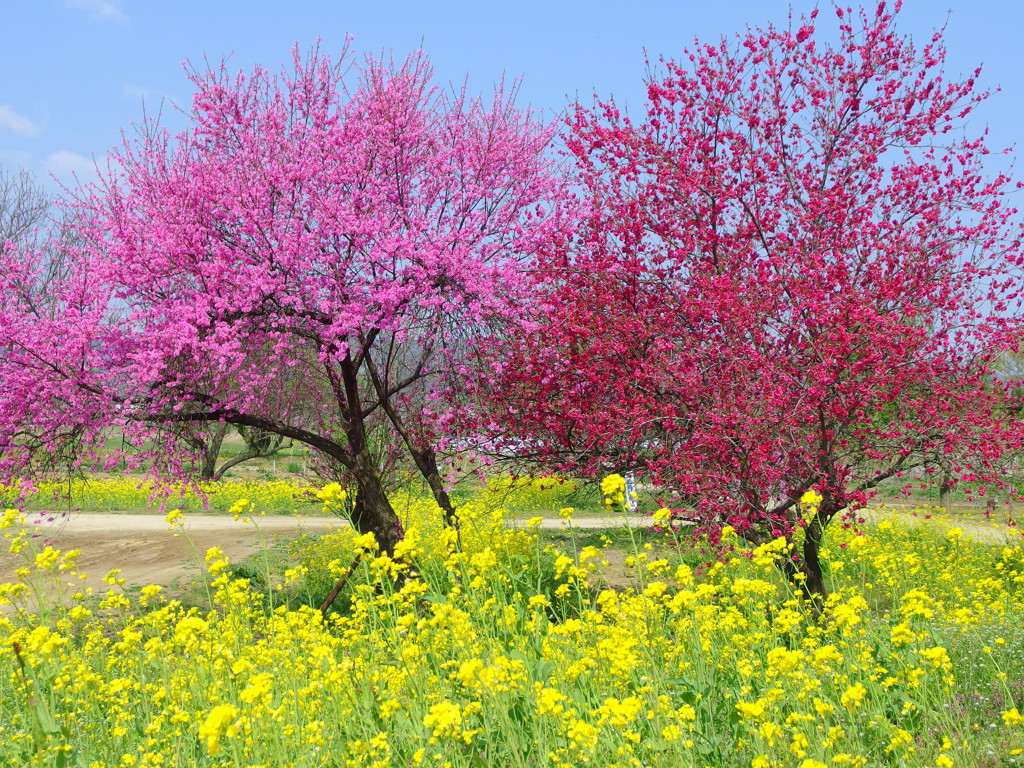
[0,44,568,552]
[467,2,1024,598]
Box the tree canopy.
[462,3,1024,598]
[0,44,569,551]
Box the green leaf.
[34,699,60,735]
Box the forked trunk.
[335,352,404,554]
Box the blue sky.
[2,0,1021,194]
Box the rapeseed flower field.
[4,478,314,515]
[2,486,1024,767]
[2,473,586,518]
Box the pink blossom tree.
[469,2,1024,599]
[0,44,568,552]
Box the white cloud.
[65,0,128,23]
[0,105,40,137]
[0,151,35,171]
[44,151,99,185]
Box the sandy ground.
[0,512,347,595]
[0,511,649,594]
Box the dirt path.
[0,512,650,594]
[1,512,345,595]
[3,506,1016,597]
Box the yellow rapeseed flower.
[840,683,867,710]
[1003,707,1024,726]
[198,704,239,756]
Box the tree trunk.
[778,556,824,617]
[319,448,403,616]
[211,449,259,481]
[775,499,839,617]
[356,347,460,530]
[800,516,828,606]
[344,402,404,555]
[211,431,289,480]
[411,446,458,528]
[334,352,405,554]
[199,422,228,480]
[939,472,952,515]
[349,468,404,555]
